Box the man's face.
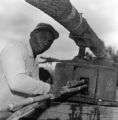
[30,30,54,57]
[34,30,53,44]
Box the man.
[30,23,59,58]
[0,23,59,119]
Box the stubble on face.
[30,30,54,57]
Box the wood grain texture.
[25,0,105,57]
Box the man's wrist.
[42,83,51,94]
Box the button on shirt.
[0,40,50,108]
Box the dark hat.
[30,23,59,40]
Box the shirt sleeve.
[1,43,50,96]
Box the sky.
[0,0,118,59]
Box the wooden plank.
[39,102,114,120]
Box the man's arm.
[1,43,50,96]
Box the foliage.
[105,46,118,62]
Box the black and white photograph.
[0,0,118,120]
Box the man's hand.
[48,85,61,99]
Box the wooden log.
[25,0,105,57]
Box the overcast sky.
[0,0,118,59]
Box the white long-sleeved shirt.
[0,39,50,108]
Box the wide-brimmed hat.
[30,23,59,40]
